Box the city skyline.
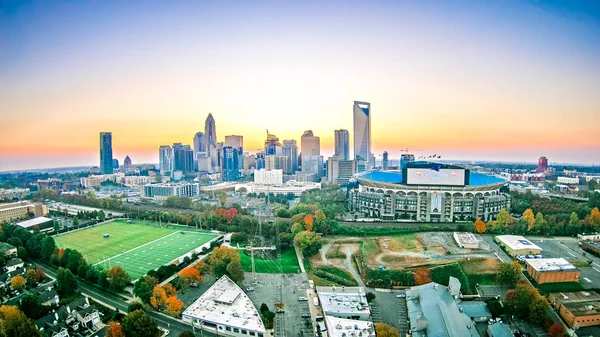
[2,1,600,171]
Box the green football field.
[239,248,301,274]
[55,220,217,279]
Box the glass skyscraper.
[334,129,350,160]
[99,132,113,174]
[353,101,371,172]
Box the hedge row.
[314,268,358,287]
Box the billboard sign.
[406,168,466,186]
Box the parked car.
[396,294,406,298]
[246,287,254,292]
[298,297,308,301]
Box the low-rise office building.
[141,182,200,200]
[549,291,600,328]
[16,216,54,232]
[578,233,600,241]
[316,286,371,321]
[525,258,580,284]
[0,188,30,201]
[453,232,479,249]
[581,240,600,255]
[0,201,48,223]
[495,235,542,256]
[182,275,266,337]
[324,316,375,337]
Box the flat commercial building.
[549,291,600,328]
[407,277,481,337]
[316,286,371,321]
[141,182,200,200]
[182,275,266,337]
[324,316,375,337]
[235,181,320,197]
[526,258,580,284]
[80,173,125,188]
[581,241,600,255]
[16,216,54,232]
[453,232,479,249]
[254,169,283,185]
[495,235,542,256]
[0,188,30,201]
[578,233,600,241]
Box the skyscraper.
[193,132,204,155]
[382,151,389,170]
[353,101,371,172]
[225,135,244,169]
[282,140,298,174]
[537,156,548,173]
[222,146,240,181]
[301,130,320,156]
[159,145,173,176]
[173,143,195,174]
[124,155,132,169]
[334,129,350,160]
[203,113,217,155]
[99,132,113,174]
[265,132,282,155]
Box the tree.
[496,261,522,286]
[133,276,158,304]
[375,323,400,337]
[0,305,43,337]
[414,267,432,285]
[474,219,486,233]
[226,261,245,282]
[72,216,79,227]
[522,209,535,231]
[165,296,184,316]
[128,302,145,313]
[121,309,158,337]
[548,323,565,337]
[294,231,322,257]
[178,332,195,337]
[496,209,515,229]
[260,303,269,314]
[107,266,131,292]
[314,209,326,223]
[535,212,547,229]
[180,267,203,290]
[218,191,227,206]
[56,267,78,297]
[528,295,549,323]
[303,214,314,231]
[366,292,376,302]
[17,246,28,260]
[10,275,25,292]
[587,207,600,228]
[208,246,241,277]
[163,283,177,298]
[105,322,125,337]
[25,269,38,286]
[149,285,167,310]
[19,293,46,319]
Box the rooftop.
[0,242,16,251]
[15,216,53,228]
[551,291,600,303]
[496,235,542,251]
[454,232,479,245]
[526,258,578,272]
[325,316,376,337]
[457,302,491,319]
[360,170,505,187]
[182,275,265,333]
[564,300,600,316]
[6,258,23,267]
[316,286,370,317]
[407,278,481,337]
[487,322,514,337]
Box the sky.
[1,0,600,171]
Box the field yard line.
[593,267,600,273]
[93,230,182,266]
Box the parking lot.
[243,273,313,336]
[368,288,408,335]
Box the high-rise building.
[222,146,240,181]
[265,133,283,155]
[204,113,217,157]
[159,145,173,176]
[124,155,132,169]
[382,151,389,170]
[353,101,371,172]
[193,132,204,155]
[265,155,288,172]
[302,155,323,179]
[301,130,320,157]
[537,156,548,173]
[99,132,114,174]
[282,140,298,174]
[256,151,266,170]
[225,135,244,169]
[327,156,357,184]
[334,129,350,160]
[400,154,415,170]
[327,156,340,184]
[173,143,195,174]
[112,158,119,169]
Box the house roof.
[6,258,24,267]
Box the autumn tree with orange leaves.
[304,214,314,231]
[149,285,167,309]
[165,296,184,316]
[414,267,432,285]
[474,219,487,233]
[180,267,203,290]
[105,321,125,337]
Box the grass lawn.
[239,248,301,274]
[55,219,216,279]
[388,233,418,251]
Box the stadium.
[349,162,509,222]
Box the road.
[344,246,366,288]
[39,263,216,337]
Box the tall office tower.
[327,156,340,184]
[265,132,283,155]
[173,143,195,174]
[256,151,266,170]
[302,155,323,178]
[301,130,320,175]
[112,158,119,169]
[124,155,132,169]
[225,135,244,169]
[328,156,357,184]
[193,132,204,155]
[159,145,173,176]
[222,147,240,181]
[282,140,298,174]
[265,155,288,172]
[382,151,389,170]
[537,156,548,173]
[353,101,371,172]
[203,113,217,157]
[99,132,114,174]
[334,129,350,160]
[400,154,415,170]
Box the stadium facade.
[349,162,509,222]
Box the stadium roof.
[359,171,505,187]
[526,258,578,272]
[15,216,53,228]
[496,235,542,251]
[182,275,265,333]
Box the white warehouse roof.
[496,235,542,251]
[325,316,375,337]
[526,258,577,272]
[16,216,53,228]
